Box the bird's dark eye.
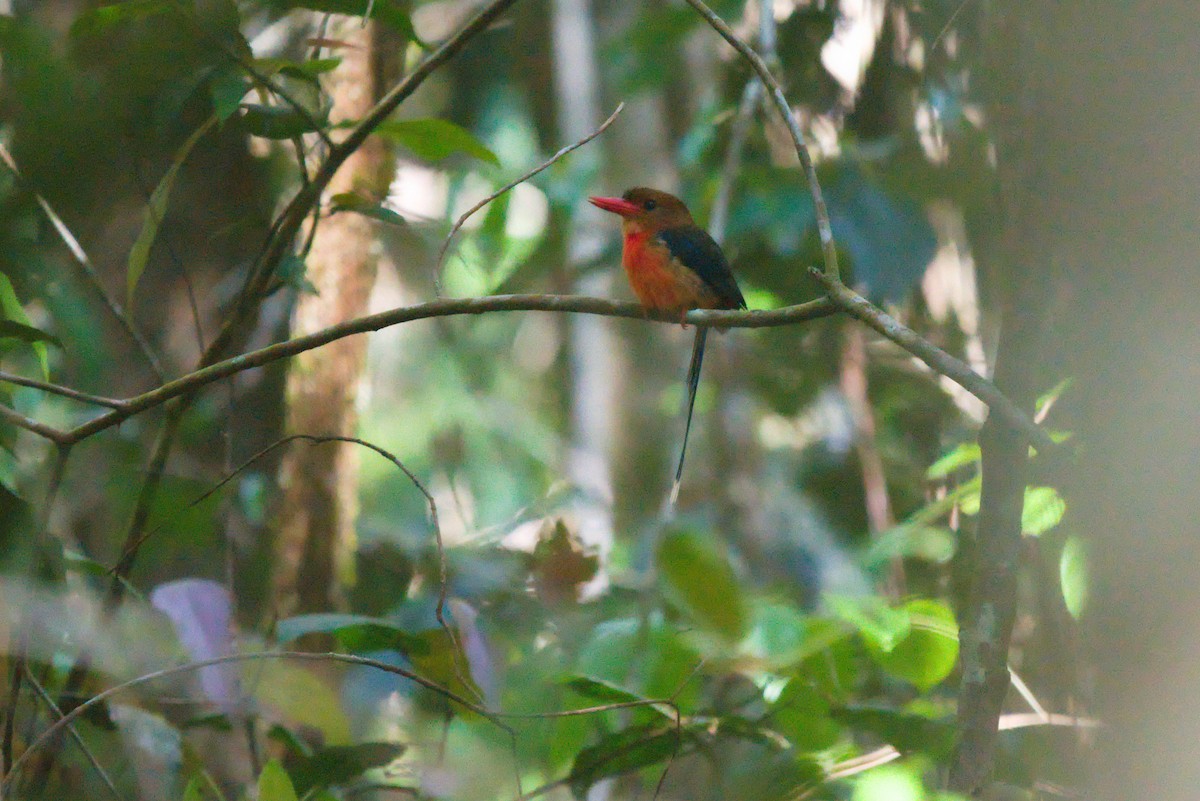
[644,199,657,211]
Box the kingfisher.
[589,188,747,503]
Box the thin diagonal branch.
[435,102,626,293]
[0,143,164,382]
[681,0,840,282]
[22,667,121,801]
[810,269,1056,452]
[0,371,126,409]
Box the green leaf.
[825,594,909,653]
[569,725,680,797]
[864,524,956,567]
[128,117,217,306]
[277,255,317,296]
[257,759,299,801]
[1035,378,1073,418]
[771,679,842,752]
[209,67,249,121]
[927,442,981,479]
[1022,486,1066,536]
[562,675,674,720]
[275,613,427,655]
[268,0,422,44]
[867,599,959,691]
[240,104,327,140]
[0,320,61,349]
[1060,535,1089,619]
[0,272,50,378]
[329,192,407,226]
[373,118,499,166]
[291,742,405,795]
[852,763,926,801]
[658,530,746,641]
[254,56,344,79]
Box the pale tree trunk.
[551,0,615,592]
[274,17,398,615]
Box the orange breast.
[622,229,719,313]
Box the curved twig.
[681,0,840,282]
[435,102,625,295]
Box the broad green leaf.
[569,724,680,797]
[1060,535,1089,619]
[771,679,841,752]
[1022,486,1066,536]
[240,104,327,140]
[373,118,500,166]
[927,441,981,479]
[257,759,299,801]
[0,272,50,378]
[741,600,810,669]
[868,599,958,691]
[275,613,427,655]
[329,192,407,226]
[128,116,217,305]
[825,594,909,653]
[658,530,746,641]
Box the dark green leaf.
[240,104,326,140]
[209,67,249,121]
[277,255,317,295]
[275,613,428,655]
[253,56,344,80]
[373,119,499,166]
[181,712,233,731]
[562,675,674,720]
[833,705,955,758]
[329,192,407,226]
[0,272,49,378]
[267,0,422,44]
[128,116,217,305]
[0,320,61,349]
[658,530,746,641]
[771,679,842,752]
[291,742,406,795]
[267,724,311,758]
[569,725,680,798]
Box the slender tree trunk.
[274,17,398,615]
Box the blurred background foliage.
[0,0,1086,799]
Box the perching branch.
[681,0,840,283]
[436,102,627,293]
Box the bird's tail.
[670,327,708,506]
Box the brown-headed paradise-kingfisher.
[588,187,747,504]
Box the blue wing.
[657,227,747,309]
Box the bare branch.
[810,269,1057,453]
[0,371,125,410]
[0,403,68,444]
[435,102,626,293]
[22,667,122,801]
[61,295,835,444]
[681,0,840,282]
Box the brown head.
[588,187,695,233]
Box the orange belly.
[622,232,719,313]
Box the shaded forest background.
[0,1,1197,800]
